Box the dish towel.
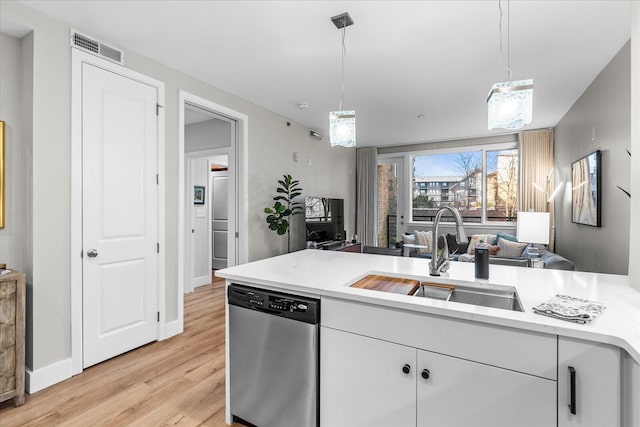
[532,294,605,324]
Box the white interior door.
[211,168,229,269]
[82,63,159,368]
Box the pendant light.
[329,12,356,147]
[487,0,533,130]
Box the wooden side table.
[0,270,26,406]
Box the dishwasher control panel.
[228,284,320,324]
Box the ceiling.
[19,0,631,147]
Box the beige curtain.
[356,147,378,246]
[518,129,555,251]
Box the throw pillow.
[494,231,518,245]
[402,233,415,245]
[445,233,469,254]
[445,234,459,254]
[467,234,496,254]
[488,245,501,255]
[413,230,432,254]
[469,244,500,255]
[497,237,528,257]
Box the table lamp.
[517,212,550,258]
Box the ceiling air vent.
[70,30,124,65]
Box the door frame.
[177,91,248,334]
[70,49,166,375]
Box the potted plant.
[264,174,303,253]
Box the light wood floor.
[0,275,242,426]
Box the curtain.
[518,129,555,251]
[356,147,378,246]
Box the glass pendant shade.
[487,79,533,130]
[329,110,356,147]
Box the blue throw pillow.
[493,231,518,245]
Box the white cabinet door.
[417,349,556,427]
[320,327,416,427]
[558,337,621,427]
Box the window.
[411,145,518,224]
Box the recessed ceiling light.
[297,103,309,110]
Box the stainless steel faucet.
[430,206,467,276]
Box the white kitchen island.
[217,249,640,427]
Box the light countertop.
[216,249,640,364]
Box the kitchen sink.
[413,282,523,312]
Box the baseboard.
[165,318,183,339]
[26,358,73,393]
[193,275,210,288]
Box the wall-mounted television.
[571,150,601,227]
[305,197,345,242]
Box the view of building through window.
[411,148,518,223]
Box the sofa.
[402,230,575,271]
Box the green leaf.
[269,223,279,230]
[264,207,273,213]
[276,204,286,213]
[276,188,286,193]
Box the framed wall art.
[194,185,205,205]
[571,150,601,227]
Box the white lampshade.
[329,110,356,147]
[517,211,550,245]
[487,79,533,130]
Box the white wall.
[1,1,355,375]
[185,118,230,152]
[191,158,210,282]
[0,34,27,274]
[630,2,640,292]
[555,42,631,275]
[0,31,34,368]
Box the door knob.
[87,249,98,258]
[421,369,430,379]
[402,364,411,374]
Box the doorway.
[183,106,235,292]
[177,91,248,334]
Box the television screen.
[571,150,601,227]
[305,197,333,222]
[305,197,344,241]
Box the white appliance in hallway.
[211,165,228,270]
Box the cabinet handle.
[402,364,411,374]
[421,369,430,380]
[568,366,576,415]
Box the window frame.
[407,142,519,226]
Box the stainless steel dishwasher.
[228,283,320,427]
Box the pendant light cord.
[339,17,347,111]
[498,0,513,82]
